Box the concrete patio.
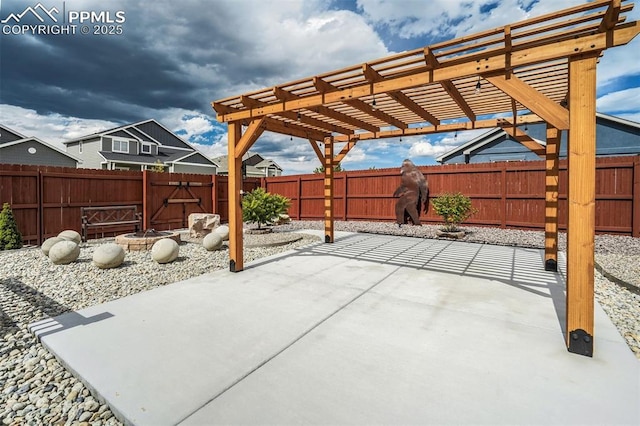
[29,231,639,425]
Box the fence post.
[501,166,507,228]
[634,155,640,238]
[297,175,302,220]
[342,172,348,221]
[142,170,149,230]
[212,174,218,214]
[38,170,43,245]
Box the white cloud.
[596,87,640,113]
[0,104,117,150]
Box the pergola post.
[323,136,334,243]
[566,54,598,356]
[544,125,560,272]
[228,122,244,272]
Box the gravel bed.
[0,234,319,426]
[1,222,639,425]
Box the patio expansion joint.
[176,262,403,425]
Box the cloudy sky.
[1,0,639,174]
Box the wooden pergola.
[212,0,639,357]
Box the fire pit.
[115,229,181,251]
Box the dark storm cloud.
[0,0,290,123]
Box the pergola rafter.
[212,0,639,357]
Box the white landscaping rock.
[49,240,80,265]
[188,213,221,238]
[41,237,64,256]
[58,230,82,244]
[214,225,229,241]
[151,238,179,264]
[93,243,126,269]
[203,232,223,251]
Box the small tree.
[0,203,23,250]
[431,192,478,232]
[150,160,165,173]
[242,188,291,230]
[313,164,344,174]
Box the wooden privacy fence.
[0,165,260,245]
[263,155,640,237]
[1,156,638,245]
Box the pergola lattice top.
[213,0,639,357]
[213,0,637,144]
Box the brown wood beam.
[599,0,621,31]
[275,85,378,134]
[502,126,546,157]
[440,80,477,121]
[388,91,440,126]
[566,54,598,357]
[216,23,640,123]
[315,76,408,130]
[323,137,334,243]
[235,118,265,159]
[544,125,560,272]
[344,98,408,129]
[228,122,244,272]
[486,74,570,129]
[263,117,329,142]
[333,114,544,142]
[313,105,379,133]
[334,140,358,164]
[308,138,324,164]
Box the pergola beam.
[502,125,546,157]
[214,22,640,124]
[364,63,440,126]
[440,80,477,122]
[566,54,598,357]
[275,86,378,134]
[485,74,570,129]
[315,76,408,130]
[545,125,560,272]
[334,140,358,164]
[308,138,324,164]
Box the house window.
[112,138,129,153]
[141,143,152,154]
[79,141,83,154]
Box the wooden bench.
[81,205,143,242]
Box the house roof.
[0,124,27,145]
[436,112,639,163]
[0,136,82,163]
[212,152,282,174]
[64,119,217,167]
[436,127,546,163]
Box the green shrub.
[431,192,478,232]
[242,188,291,230]
[0,203,23,250]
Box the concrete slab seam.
[176,264,403,425]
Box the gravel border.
[1,222,639,426]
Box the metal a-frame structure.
[212,0,639,357]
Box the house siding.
[0,127,23,144]
[68,138,103,169]
[171,164,216,174]
[0,141,77,167]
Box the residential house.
[437,113,640,164]
[0,125,80,167]
[213,151,283,177]
[63,119,218,174]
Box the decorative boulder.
[42,237,64,256]
[203,232,223,251]
[188,213,221,239]
[93,243,125,269]
[213,225,229,241]
[151,238,179,264]
[58,230,82,244]
[49,240,80,265]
